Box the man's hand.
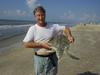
[67,36,74,44]
[41,43,52,50]
[36,43,55,55]
[63,27,75,44]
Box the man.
[23,6,74,75]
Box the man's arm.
[63,27,74,43]
[23,41,52,49]
[23,41,54,55]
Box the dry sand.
[0,24,100,75]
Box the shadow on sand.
[78,71,98,75]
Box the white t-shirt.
[23,24,65,43]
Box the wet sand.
[0,24,100,75]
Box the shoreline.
[0,33,25,55]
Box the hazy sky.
[0,0,100,23]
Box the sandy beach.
[0,24,100,75]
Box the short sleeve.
[54,24,65,32]
[23,26,35,42]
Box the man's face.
[34,11,45,24]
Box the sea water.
[0,19,34,41]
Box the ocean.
[0,19,72,41]
[0,19,34,41]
